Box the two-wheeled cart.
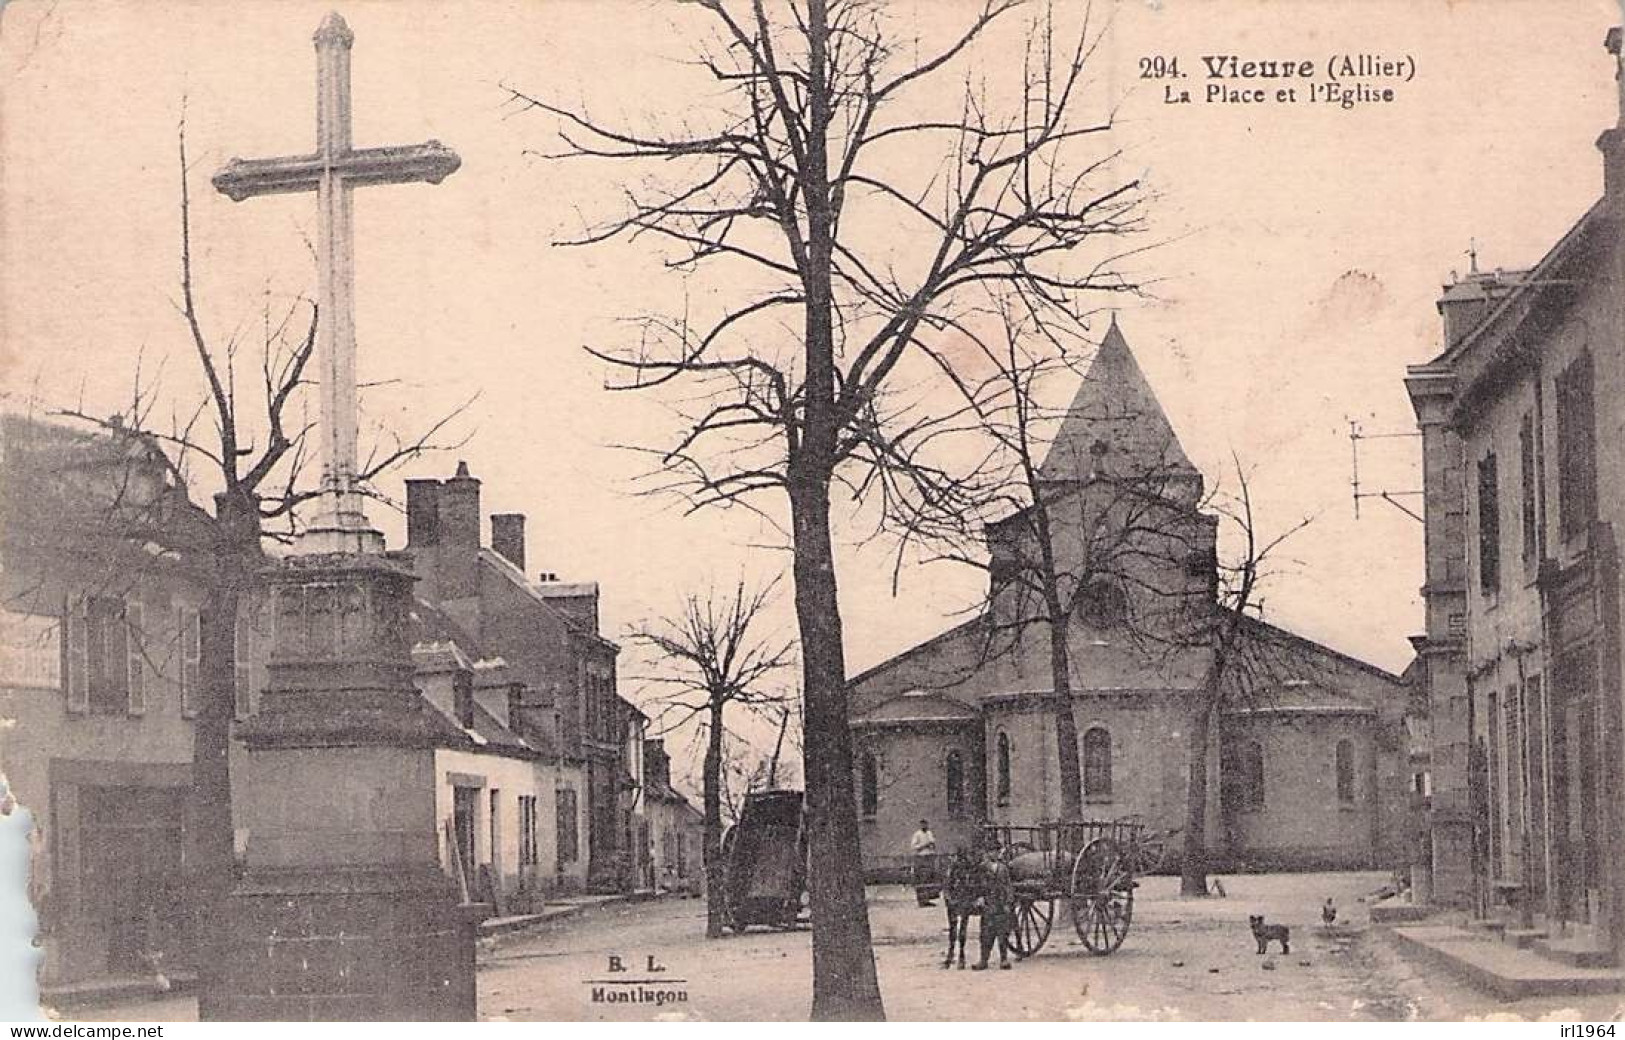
[984,818,1169,957]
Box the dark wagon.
[983,817,1169,957]
[718,789,808,932]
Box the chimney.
[405,479,441,547]
[491,513,526,571]
[439,461,482,550]
[437,461,482,599]
[1437,266,1518,350]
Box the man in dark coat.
[972,843,1014,970]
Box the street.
[60,871,1625,1022]
[477,872,1615,1022]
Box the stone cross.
[213,12,460,554]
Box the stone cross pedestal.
[216,554,476,1021]
[206,14,475,1021]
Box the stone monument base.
[211,864,477,1021]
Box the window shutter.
[125,598,146,716]
[233,607,253,720]
[65,596,88,714]
[180,607,200,718]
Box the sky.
[2,0,1619,777]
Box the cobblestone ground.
[59,871,1625,1022]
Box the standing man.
[910,819,938,906]
[973,840,1015,971]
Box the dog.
[1248,914,1290,955]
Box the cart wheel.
[1070,837,1134,956]
[1008,895,1054,958]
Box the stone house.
[0,416,217,985]
[403,462,638,893]
[849,323,1414,878]
[642,739,704,894]
[1404,27,1625,961]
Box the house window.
[1477,452,1500,594]
[519,795,538,868]
[452,786,478,890]
[1083,727,1112,799]
[1556,353,1597,541]
[996,731,1012,806]
[1520,414,1538,568]
[557,788,579,866]
[178,607,201,717]
[945,750,965,816]
[233,606,255,720]
[859,752,878,818]
[68,596,138,715]
[1335,739,1355,804]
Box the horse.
[940,848,983,969]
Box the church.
[848,321,1417,878]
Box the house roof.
[1410,197,1610,420]
[479,548,620,654]
[0,412,221,577]
[1037,319,1199,485]
[407,595,546,760]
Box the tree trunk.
[704,701,726,939]
[1048,615,1084,822]
[190,578,239,1017]
[193,490,256,1019]
[793,0,884,1021]
[790,477,884,1020]
[1031,492,1082,821]
[1180,697,1215,898]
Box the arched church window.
[1083,727,1112,798]
[1335,739,1355,804]
[996,731,1012,806]
[945,750,965,816]
[859,752,878,818]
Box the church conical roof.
[1037,318,1197,485]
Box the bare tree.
[39,124,471,1016]
[1175,468,1311,897]
[506,0,1140,1016]
[629,579,793,938]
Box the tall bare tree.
[507,0,1140,1016]
[1175,468,1311,897]
[45,125,470,1017]
[628,579,793,938]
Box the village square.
[4,0,1625,1025]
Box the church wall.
[853,724,981,879]
[1221,714,1380,870]
[981,695,1198,843]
